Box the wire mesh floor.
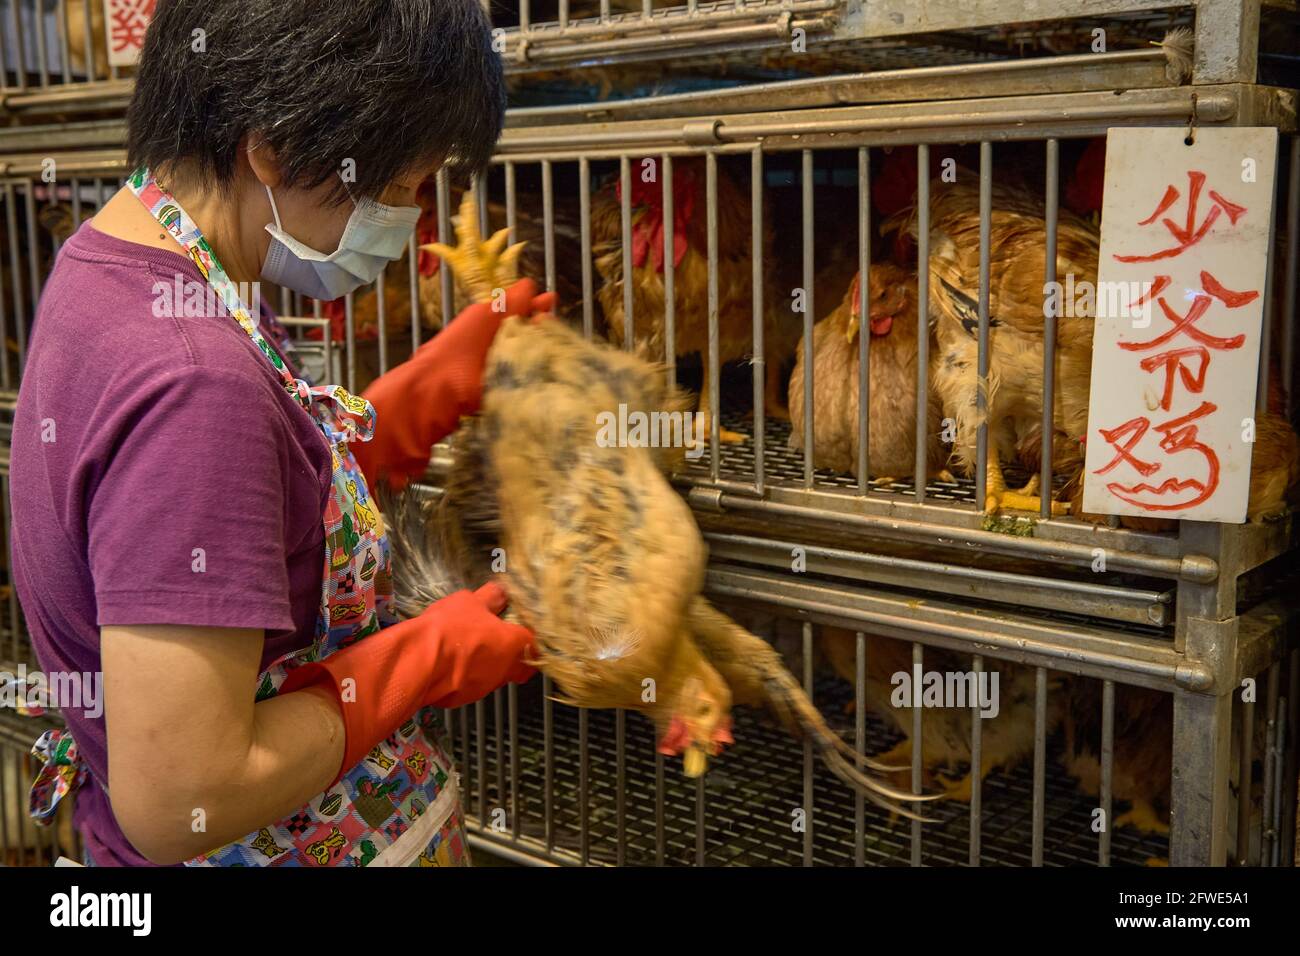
[454,680,1170,867]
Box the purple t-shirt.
[10,220,333,866]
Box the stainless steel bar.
[969,653,983,866]
[4,184,23,375]
[279,284,290,317]
[509,682,520,841]
[520,0,529,31]
[0,1,9,86]
[9,0,26,91]
[857,146,870,492]
[0,187,9,391]
[343,292,356,394]
[801,148,814,489]
[1283,648,1299,865]
[975,143,991,510]
[436,169,453,329]
[578,705,589,864]
[407,231,420,350]
[1041,139,1059,519]
[1261,662,1280,866]
[910,640,922,866]
[600,0,610,20]
[696,774,706,866]
[654,751,665,867]
[459,706,470,814]
[476,171,489,239]
[663,155,675,386]
[1270,694,1286,867]
[541,159,555,292]
[579,157,593,339]
[707,151,720,481]
[558,0,568,29]
[375,269,388,375]
[80,0,92,85]
[1282,136,1298,418]
[1031,666,1047,866]
[3,476,19,657]
[543,674,554,852]
[1237,690,1255,865]
[619,156,633,351]
[1258,160,1280,414]
[1099,679,1114,866]
[34,0,49,88]
[750,146,764,494]
[854,630,865,867]
[21,181,38,365]
[803,622,814,867]
[915,144,930,501]
[493,687,504,821]
[476,698,487,823]
[58,0,71,85]
[616,707,626,868]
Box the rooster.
[592,157,793,442]
[383,196,929,815]
[820,629,1064,800]
[788,261,946,480]
[898,176,1101,515]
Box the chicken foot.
[697,368,747,444]
[685,598,940,820]
[985,456,1070,516]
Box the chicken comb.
[422,191,526,304]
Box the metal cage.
[0,2,1298,867]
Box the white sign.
[103,0,157,68]
[1082,126,1278,524]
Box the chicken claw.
[422,191,526,304]
[984,460,1070,516]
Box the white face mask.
[260,184,420,301]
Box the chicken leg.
[985,456,1070,516]
[697,368,747,444]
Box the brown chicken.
[592,157,792,441]
[902,176,1101,515]
[787,261,947,480]
[382,198,926,814]
[820,628,1064,800]
[1061,680,1172,835]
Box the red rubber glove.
[351,280,557,490]
[280,582,536,784]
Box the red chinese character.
[1138,347,1210,412]
[1114,171,1247,263]
[1096,402,1221,511]
[108,0,157,55]
[1120,270,1256,352]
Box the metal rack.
[0,3,1296,867]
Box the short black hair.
[127,0,505,203]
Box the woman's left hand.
[351,278,555,490]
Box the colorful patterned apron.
[28,168,469,867]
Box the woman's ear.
[243,133,284,190]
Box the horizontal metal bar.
[508,0,836,45]
[703,531,1172,627]
[704,564,1213,691]
[511,17,831,61]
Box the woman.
[11,0,542,866]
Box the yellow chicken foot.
[984,458,1070,516]
[697,373,746,444]
[1114,801,1170,835]
[422,191,525,304]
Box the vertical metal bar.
[969,654,983,866]
[975,143,992,510]
[857,146,871,491]
[695,775,706,866]
[619,156,633,351]
[616,707,627,867]
[579,158,593,339]
[707,152,721,481]
[520,0,530,31]
[343,292,356,394]
[1257,154,1280,415]
[1031,666,1047,866]
[34,0,49,87]
[915,145,931,500]
[1041,139,1060,518]
[80,0,92,84]
[475,172,488,240]
[0,748,10,862]
[0,189,10,391]
[407,231,420,351]
[854,630,866,867]
[654,751,665,867]
[509,682,520,841]
[9,0,27,90]
[493,688,504,820]
[1282,648,1299,865]
[475,698,487,823]
[543,674,554,852]
[459,706,471,817]
[0,0,10,86]
[910,641,922,866]
[662,155,675,387]
[375,268,388,376]
[541,160,555,293]
[1270,695,1286,866]
[600,0,610,20]
[436,169,453,329]
[3,475,19,657]
[58,0,72,85]
[1099,679,1114,867]
[801,148,815,489]
[578,706,589,865]
[559,0,568,29]
[22,182,39,364]
[751,146,765,494]
[1237,690,1255,865]
[1261,663,1280,866]
[1281,137,1298,418]
[5,184,24,376]
[802,622,814,866]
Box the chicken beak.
[683,745,708,778]
[844,313,860,344]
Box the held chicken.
[592,157,792,441]
[383,196,930,815]
[787,261,946,480]
[820,628,1064,800]
[900,176,1101,516]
